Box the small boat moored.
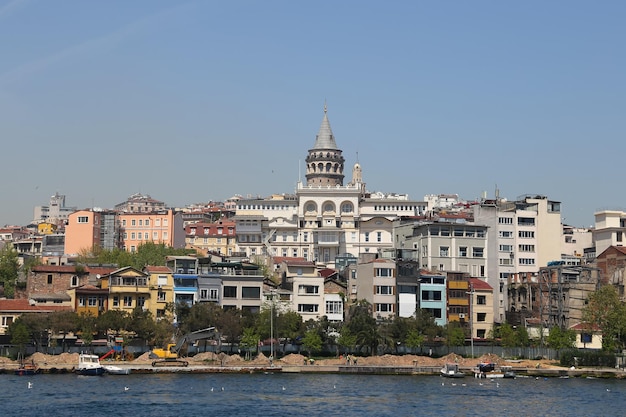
[14,353,40,376]
[103,365,131,375]
[76,353,105,376]
[473,362,516,379]
[441,362,465,378]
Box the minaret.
[305,104,345,186]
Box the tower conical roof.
[312,104,338,150]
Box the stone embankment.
[1,351,624,378]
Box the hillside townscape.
[1,108,626,371]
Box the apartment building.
[64,209,120,256]
[276,258,325,321]
[185,220,237,256]
[119,209,185,252]
[355,259,397,321]
[473,194,563,323]
[468,277,493,339]
[593,210,626,257]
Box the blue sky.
[1,0,624,228]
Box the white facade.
[593,210,626,256]
[473,195,563,323]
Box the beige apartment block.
[468,277,493,340]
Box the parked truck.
[149,327,220,367]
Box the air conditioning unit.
[459,313,466,319]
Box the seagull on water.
[282,386,286,391]
[211,387,214,392]
[124,387,129,391]
[28,382,33,389]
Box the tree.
[405,329,425,352]
[337,326,357,355]
[444,322,465,347]
[48,311,79,352]
[346,300,379,355]
[0,244,19,298]
[582,285,626,351]
[239,327,259,360]
[302,329,322,358]
[77,313,97,347]
[546,326,576,350]
[97,310,130,335]
[9,321,31,356]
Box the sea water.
[1,373,624,416]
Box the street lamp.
[269,290,276,365]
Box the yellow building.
[143,265,175,320]
[37,222,58,235]
[100,266,151,315]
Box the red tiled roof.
[319,268,337,278]
[0,299,72,312]
[144,265,172,273]
[570,322,601,331]
[469,278,493,291]
[31,265,116,275]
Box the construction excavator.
[149,327,220,367]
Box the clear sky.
[1,0,624,228]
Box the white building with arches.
[234,106,427,269]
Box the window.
[298,304,319,313]
[376,286,394,295]
[88,296,97,307]
[454,228,464,237]
[439,246,449,257]
[131,219,136,226]
[424,308,442,319]
[200,289,208,299]
[341,202,353,213]
[1,316,14,327]
[298,285,319,294]
[163,232,168,239]
[477,295,486,305]
[209,289,218,300]
[47,274,53,284]
[376,303,393,312]
[421,290,442,301]
[499,245,513,252]
[303,232,308,242]
[122,219,127,226]
[377,232,382,242]
[472,248,484,258]
[145,219,150,226]
[157,291,166,301]
[131,232,136,239]
[113,296,119,307]
[499,231,513,238]
[477,329,486,338]
[326,300,342,315]
[375,268,393,277]
[477,313,487,322]
[519,244,535,252]
[144,233,149,240]
[78,296,85,307]
[519,231,535,238]
[242,287,261,299]
[223,286,237,298]
[139,220,143,226]
[498,217,513,224]
[71,275,79,287]
[123,296,133,307]
[518,217,535,226]
[77,216,89,223]
[364,232,370,242]
[458,247,467,257]
[519,258,535,265]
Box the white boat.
[103,365,131,375]
[440,363,465,378]
[473,363,516,379]
[76,353,105,376]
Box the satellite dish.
[28,299,36,306]
[96,274,101,279]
